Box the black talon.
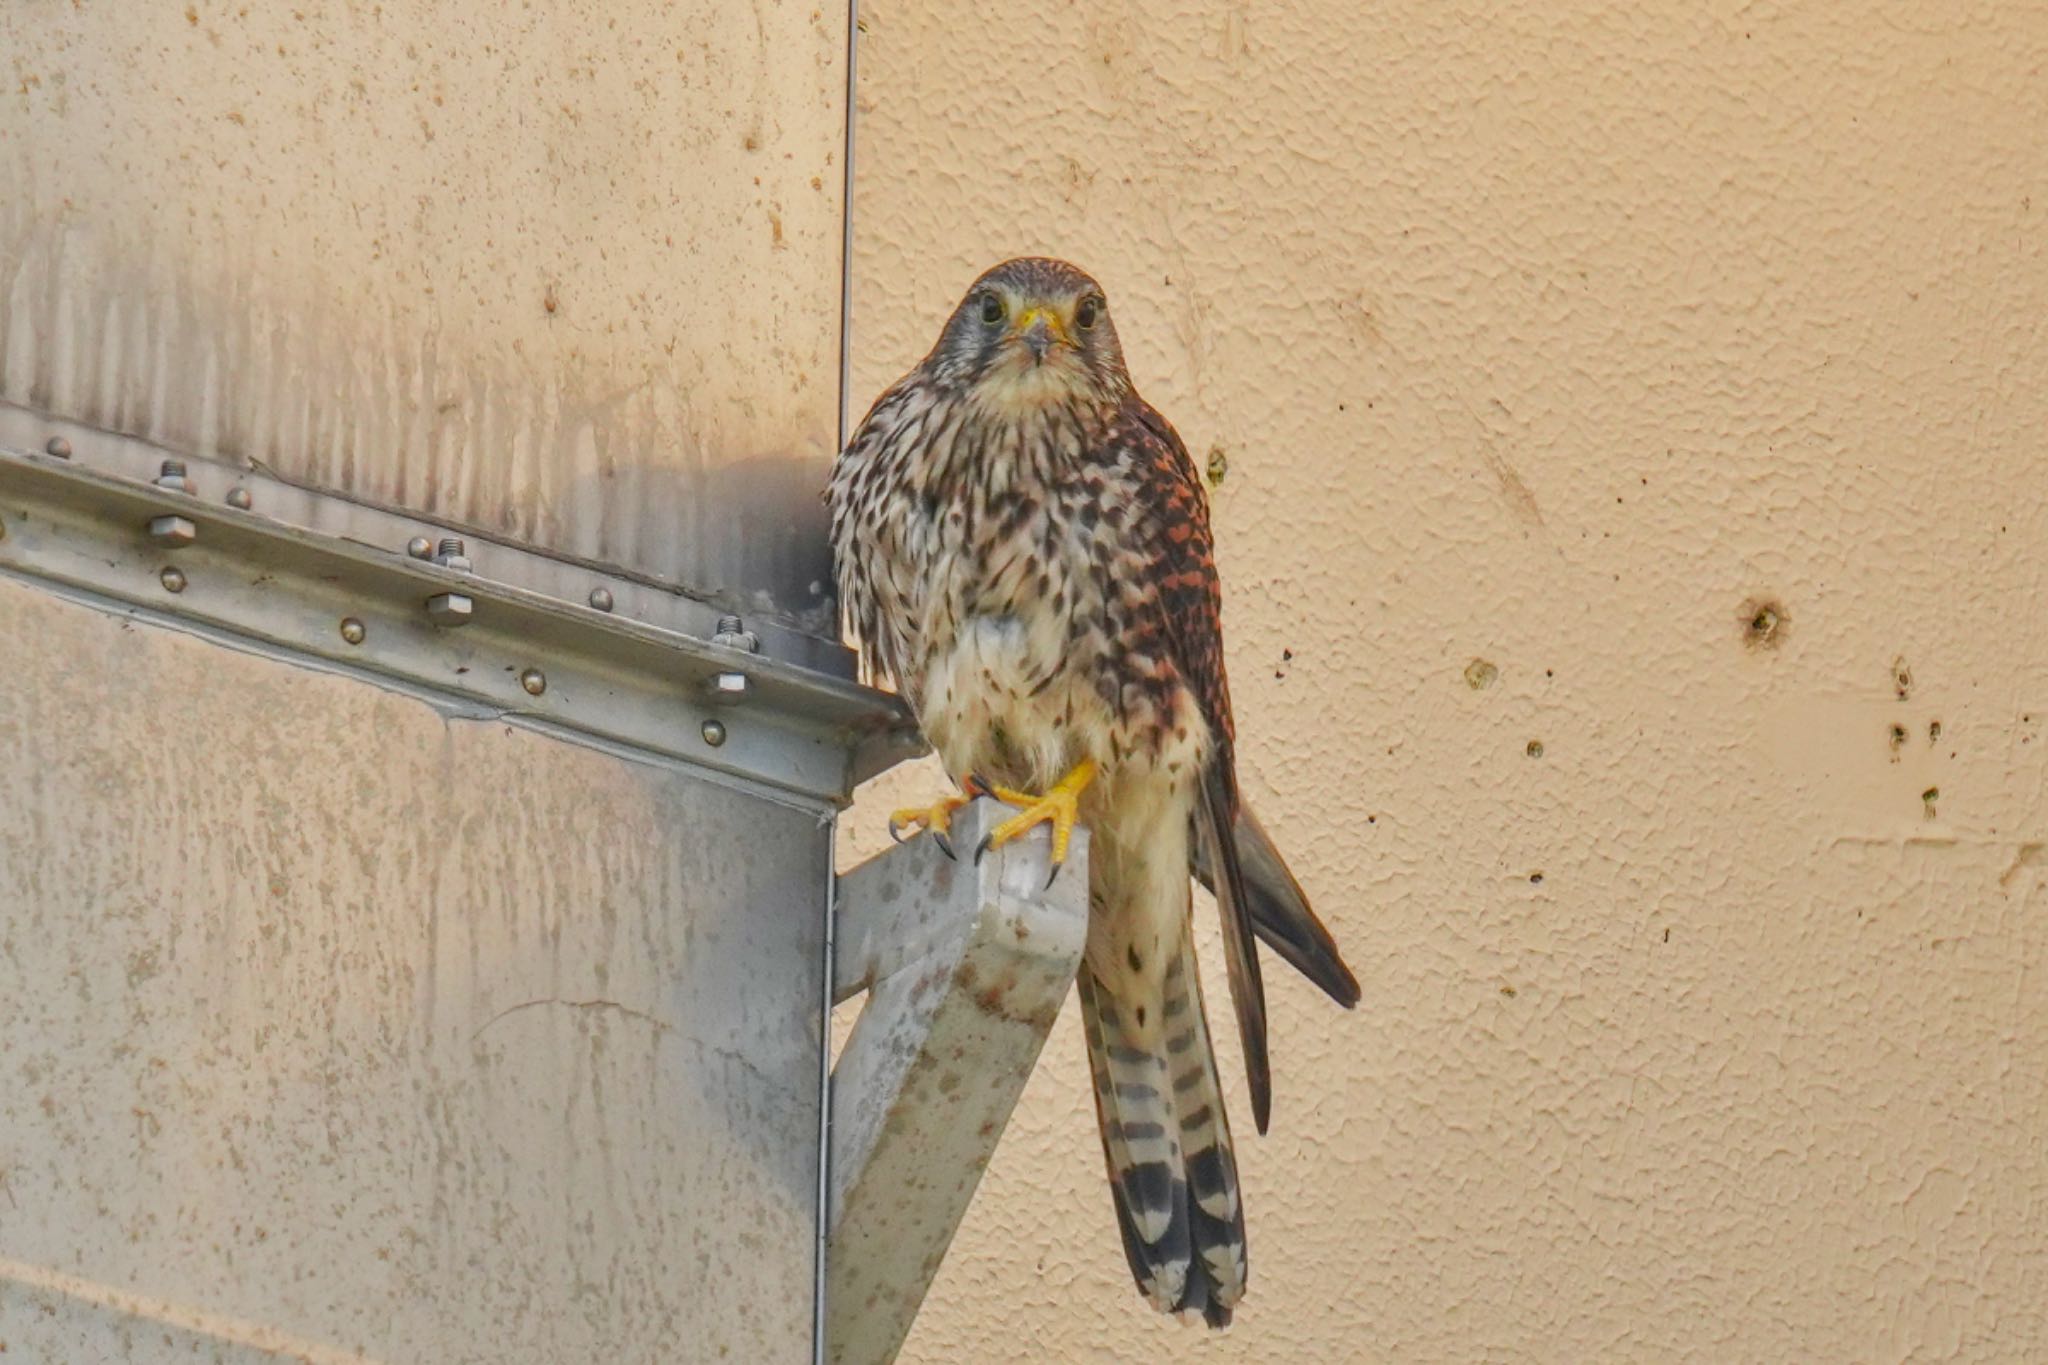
[973,834,992,865]
[888,819,909,845]
[964,773,994,800]
[933,829,957,861]
[1044,859,1063,892]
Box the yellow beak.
[1011,306,1072,361]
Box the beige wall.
[843,2,2048,1360]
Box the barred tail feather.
[1081,943,1247,1326]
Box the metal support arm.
[826,799,1089,1365]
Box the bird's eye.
[978,293,1005,326]
[1075,295,1104,330]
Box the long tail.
[1080,941,1246,1326]
[1192,802,1360,1009]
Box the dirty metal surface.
[0,3,849,635]
[0,578,829,1363]
[827,800,1089,1365]
[0,435,921,804]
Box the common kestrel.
[830,257,1357,1325]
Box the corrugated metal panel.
[0,578,826,1361]
[0,3,847,633]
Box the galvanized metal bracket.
[826,799,1088,1365]
[0,408,923,805]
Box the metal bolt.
[148,514,197,547]
[45,436,71,459]
[425,592,474,627]
[406,536,433,560]
[155,459,191,493]
[339,617,366,645]
[432,538,472,572]
[519,668,546,696]
[700,718,727,747]
[226,487,253,510]
[712,613,760,653]
[588,586,615,613]
[711,671,748,700]
[159,566,186,593]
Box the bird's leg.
[973,758,1098,884]
[887,775,985,860]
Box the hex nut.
[149,515,198,547]
[712,613,761,653]
[425,592,475,626]
[711,671,748,700]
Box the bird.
[829,256,1358,1326]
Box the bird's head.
[929,257,1130,411]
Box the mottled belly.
[919,613,1109,791]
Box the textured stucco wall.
[842,2,2048,1359]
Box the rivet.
[148,514,198,547]
[159,566,187,593]
[700,718,727,747]
[226,487,253,510]
[425,592,474,627]
[339,617,366,645]
[45,436,71,459]
[519,668,546,696]
[406,536,434,560]
[588,586,615,613]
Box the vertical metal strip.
[820,6,859,1361]
[835,0,861,453]
[813,815,839,1365]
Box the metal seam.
[820,3,860,1359]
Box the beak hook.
[1022,318,1052,363]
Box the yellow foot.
[887,790,974,859]
[973,759,1098,886]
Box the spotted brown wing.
[1111,396,1272,1134]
